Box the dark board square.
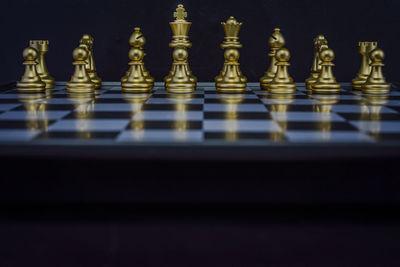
[126,120,202,130]
[338,113,400,121]
[12,104,76,111]
[204,112,272,120]
[65,111,133,119]
[35,131,119,140]
[281,121,358,131]
[0,120,56,130]
[142,104,203,111]
[205,132,287,141]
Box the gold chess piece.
[17,47,46,92]
[306,35,328,89]
[353,42,378,90]
[260,28,286,89]
[165,4,197,93]
[67,46,96,93]
[80,34,102,89]
[311,48,341,93]
[267,48,296,94]
[121,27,154,92]
[215,16,247,93]
[362,48,391,94]
[29,40,55,89]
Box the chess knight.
[306,35,329,89]
[80,34,102,89]
[165,4,197,93]
[216,16,247,93]
[260,28,286,89]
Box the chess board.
[0,82,400,145]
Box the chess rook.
[362,48,391,94]
[215,16,247,93]
[67,46,96,93]
[121,27,154,92]
[353,42,378,90]
[267,48,296,94]
[17,47,46,92]
[260,28,286,89]
[165,4,197,93]
[29,40,55,89]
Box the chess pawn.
[17,47,46,92]
[306,35,328,87]
[216,16,247,93]
[121,47,153,92]
[29,40,55,89]
[267,48,296,94]
[122,27,154,90]
[260,28,286,89]
[311,48,341,93]
[142,62,154,85]
[80,34,102,89]
[353,42,378,90]
[362,48,391,94]
[67,47,96,93]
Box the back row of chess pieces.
[17,5,391,96]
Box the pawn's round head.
[370,48,385,62]
[23,47,38,61]
[129,48,144,61]
[275,48,290,62]
[173,47,188,61]
[224,48,240,61]
[73,47,88,61]
[320,48,335,62]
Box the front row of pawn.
[259,29,341,95]
[17,35,102,94]
[18,30,390,96]
[304,35,390,95]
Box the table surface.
[0,82,399,159]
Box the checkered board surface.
[0,82,400,144]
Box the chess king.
[165,4,197,93]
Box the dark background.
[1,0,400,84]
[1,1,400,266]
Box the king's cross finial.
[174,4,187,20]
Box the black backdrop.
[1,0,400,83]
